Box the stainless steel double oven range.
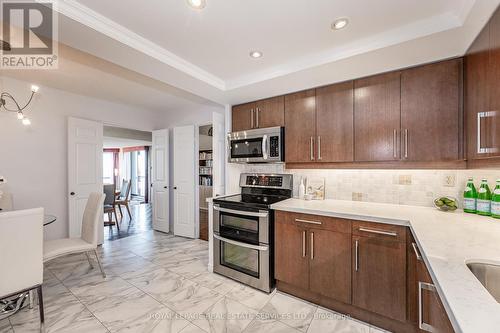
[212,173,293,292]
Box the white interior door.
[212,111,225,198]
[152,129,170,233]
[68,117,103,241]
[173,125,196,238]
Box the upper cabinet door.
[316,81,354,162]
[487,9,500,157]
[232,102,255,132]
[354,72,401,162]
[466,21,491,160]
[401,59,462,162]
[255,96,284,128]
[285,90,317,163]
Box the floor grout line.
[47,266,112,333]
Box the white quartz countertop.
[270,198,500,333]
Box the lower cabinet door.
[417,261,455,333]
[275,220,309,290]
[309,229,351,303]
[352,235,407,322]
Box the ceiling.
[5,0,500,108]
[1,41,223,115]
[52,0,500,105]
[74,0,473,84]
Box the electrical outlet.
[398,175,412,185]
[443,174,456,187]
[352,192,363,201]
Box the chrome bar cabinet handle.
[404,128,409,159]
[256,107,260,128]
[355,240,359,272]
[477,111,499,154]
[302,230,306,258]
[419,281,437,332]
[358,227,398,237]
[310,137,315,160]
[393,129,397,158]
[295,218,322,225]
[412,242,422,261]
[317,136,322,160]
[250,109,254,128]
[310,232,314,260]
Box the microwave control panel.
[269,136,280,157]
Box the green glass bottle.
[477,179,492,216]
[491,180,500,219]
[463,178,477,214]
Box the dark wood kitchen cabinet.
[274,219,309,290]
[275,211,351,304]
[232,56,464,168]
[352,221,407,322]
[465,5,500,167]
[408,233,454,333]
[255,96,284,129]
[284,90,317,163]
[232,102,254,132]
[232,96,284,132]
[401,59,462,162]
[316,81,354,162]
[354,72,402,162]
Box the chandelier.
[0,85,39,125]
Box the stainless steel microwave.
[228,127,284,163]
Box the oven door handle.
[213,206,268,217]
[214,234,269,251]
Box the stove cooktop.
[214,193,290,209]
[214,173,293,209]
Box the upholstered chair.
[43,192,106,278]
[0,208,44,331]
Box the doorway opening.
[198,124,213,241]
[103,126,153,240]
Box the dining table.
[0,214,57,320]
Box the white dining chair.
[0,207,45,331]
[43,192,106,278]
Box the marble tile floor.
[0,230,390,333]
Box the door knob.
[173,187,178,190]
[163,186,168,189]
[70,192,75,196]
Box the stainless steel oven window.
[221,212,259,233]
[220,241,260,278]
[230,138,263,158]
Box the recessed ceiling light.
[332,18,349,30]
[249,51,263,59]
[187,0,206,9]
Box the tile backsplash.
[226,164,500,208]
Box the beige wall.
[0,77,166,240]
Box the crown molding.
[225,11,466,90]
[47,0,477,93]
[51,0,226,90]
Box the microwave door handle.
[213,206,269,217]
[262,135,268,160]
[214,234,269,251]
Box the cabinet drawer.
[352,221,406,243]
[275,211,351,234]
